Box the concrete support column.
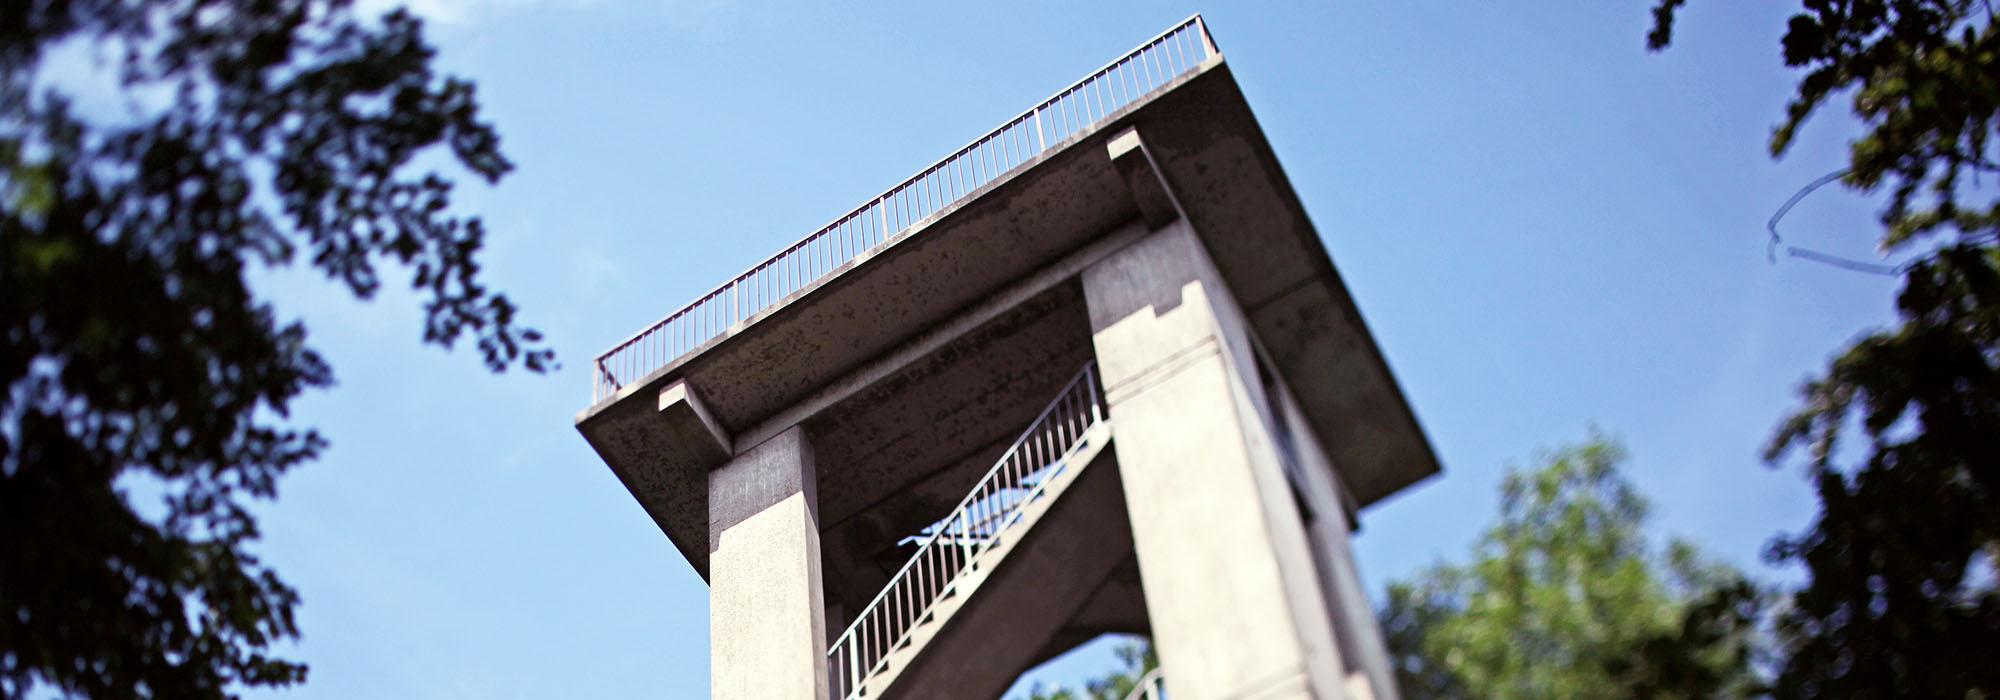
[1083,220,1348,700]
[1271,376,1400,700]
[708,426,829,700]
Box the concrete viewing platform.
[575,16,1441,700]
[574,12,1436,608]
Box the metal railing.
[826,363,1108,700]
[591,16,1220,403]
[1122,668,1167,700]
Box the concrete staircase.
[827,364,1125,700]
[865,424,1122,700]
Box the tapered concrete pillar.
[1084,220,1349,700]
[708,426,829,700]
[1271,372,1400,700]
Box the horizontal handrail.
[591,15,1219,403]
[826,363,1107,700]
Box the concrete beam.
[731,219,1150,455]
[1107,127,1183,229]
[660,379,731,465]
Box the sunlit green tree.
[1380,435,1765,699]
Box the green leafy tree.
[1015,637,1158,700]
[0,1,549,698]
[1380,435,1765,700]
[1648,2,2000,696]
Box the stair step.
[844,423,1112,700]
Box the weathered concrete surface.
[576,388,712,580]
[576,51,1438,589]
[709,427,829,700]
[1085,221,1348,699]
[877,446,1135,700]
[574,88,1141,578]
[1108,126,1181,229]
[809,286,1092,534]
[807,282,1096,621]
[1268,368,1401,699]
[659,379,730,465]
[1025,556,1151,668]
[1145,67,1437,510]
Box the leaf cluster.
[1650,2,2000,695]
[1,2,549,697]
[1380,435,1767,700]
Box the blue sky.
[83,1,1898,697]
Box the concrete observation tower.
[575,16,1439,700]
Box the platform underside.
[574,56,1440,586]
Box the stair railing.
[826,362,1108,699]
[1122,668,1167,700]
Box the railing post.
[1034,105,1047,152]
[877,196,890,241]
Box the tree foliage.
[1649,2,2000,696]
[1380,436,1765,700]
[1013,638,1158,700]
[0,1,548,697]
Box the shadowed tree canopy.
[0,1,550,697]
[1649,2,2000,696]
[1379,435,1765,700]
